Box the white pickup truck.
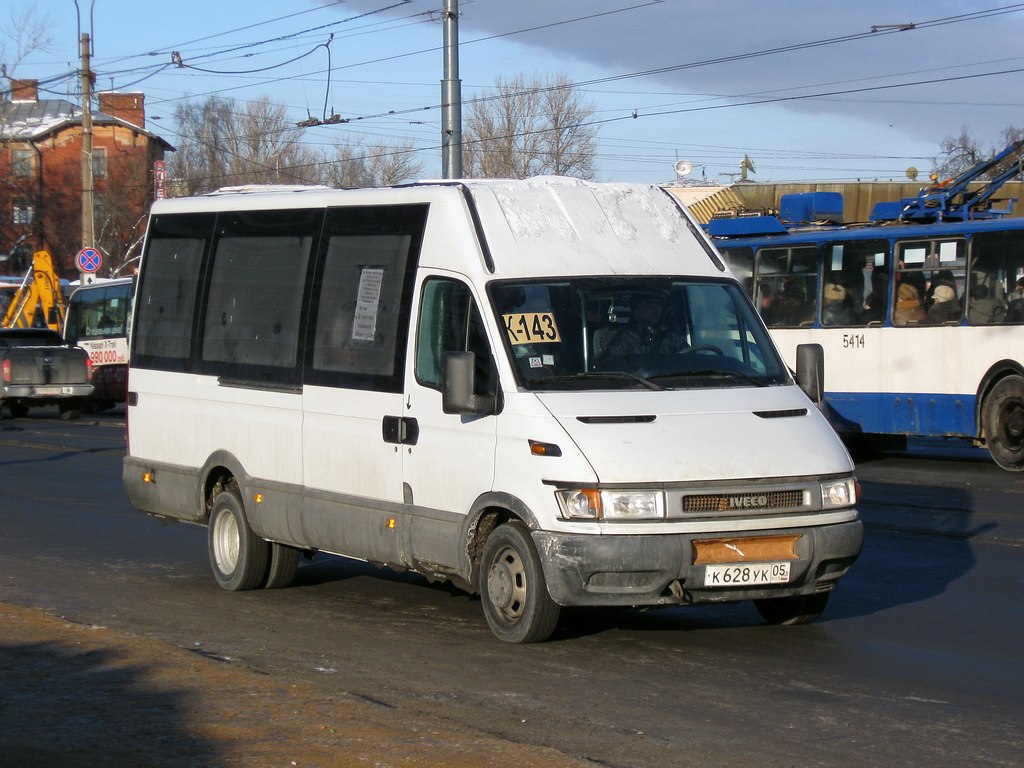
[0,328,94,419]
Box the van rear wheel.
[208,488,269,591]
[263,543,300,589]
[480,521,560,643]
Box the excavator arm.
[1,251,67,333]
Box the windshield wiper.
[650,369,765,387]
[539,371,664,390]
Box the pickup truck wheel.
[480,521,560,643]
[59,399,82,420]
[8,401,29,418]
[263,543,300,589]
[207,489,269,591]
[754,592,830,625]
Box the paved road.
[1,409,1021,767]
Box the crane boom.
[1,251,67,333]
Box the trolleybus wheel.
[982,375,1024,471]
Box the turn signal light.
[529,440,562,457]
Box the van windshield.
[489,277,789,391]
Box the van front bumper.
[532,518,863,607]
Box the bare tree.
[0,2,53,87]
[366,140,423,186]
[168,96,321,195]
[169,95,423,193]
[321,140,423,188]
[933,126,982,180]
[541,79,598,178]
[1,2,55,261]
[463,73,598,179]
[933,125,1024,182]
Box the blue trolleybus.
[706,141,1024,470]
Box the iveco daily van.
[123,177,862,642]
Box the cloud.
[334,0,1024,178]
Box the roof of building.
[0,96,174,150]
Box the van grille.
[681,489,805,514]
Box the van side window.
[306,205,427,393]
[416,278,492,394]
[132,213,214,371]
[198,210,319,384]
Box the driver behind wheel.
[601,293,686,360]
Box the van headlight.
[557,489,665,520]
[821,477,857,509]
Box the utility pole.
[80,32,95,278]
[441,0,462,179]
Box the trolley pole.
[441,0,462,179]
[80,32,95,282]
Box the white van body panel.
[302,386,403,502]
[536,387,848,484]
[127,366,304,486]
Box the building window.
[13,198,35,225]
[92,147,107,179]
[12,149,34,178]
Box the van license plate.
[704,561,791,587]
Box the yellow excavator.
[1,250,67,333]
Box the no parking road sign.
[77,247,102,274]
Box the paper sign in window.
[939,241,959,263]
[903,246,927,265]
[503,312,561,344]
[352,267,384,342]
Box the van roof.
[148,176,728,281]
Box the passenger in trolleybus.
[893,282,926,325]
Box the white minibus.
[123,178,862,642]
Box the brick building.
[0,78,173,278]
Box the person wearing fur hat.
[893,282,926,325]
[821,282,855,326]
[925,283,962,324]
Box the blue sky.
[8,0,1024,183]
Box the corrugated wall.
[668,181,1024,224]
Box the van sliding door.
[300,204,426,561]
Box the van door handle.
[382,415,419,446]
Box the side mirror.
[795,343,824,403]
[442,351,495,415]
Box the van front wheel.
[754,592,830,625]
[208,489,269,591]
[480,521,560,643]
